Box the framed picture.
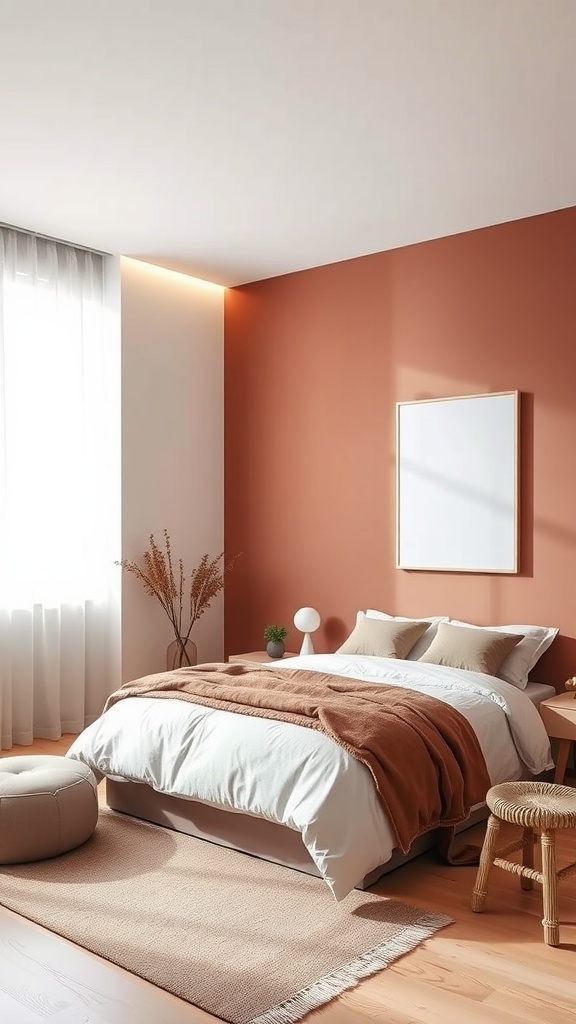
[396,391,519,573]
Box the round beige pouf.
[0,755,98,864]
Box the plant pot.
[167,638,198,670]
[266,640,285,659]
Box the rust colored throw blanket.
[105,664,491,858]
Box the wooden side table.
[228,651,298,668]
[539,692,576,785]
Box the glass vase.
[166,638,198,670]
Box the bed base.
[105,778,489,888]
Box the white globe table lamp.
[293,607,321,656]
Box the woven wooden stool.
[471,781,576,945]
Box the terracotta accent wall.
[224,209,576,686]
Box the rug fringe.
[248,911,453,1024]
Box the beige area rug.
[0,808,452,1024]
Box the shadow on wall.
[537,636,576,691]
[324,616,348,650]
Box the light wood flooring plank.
[0,907,214,1024]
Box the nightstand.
[539,692,576,785]
[228,651,298,668]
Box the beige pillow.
[365,610,449,660]
[449,620,558,689]
[418,621,523,676]
[336,613,429,659]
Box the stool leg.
[521,827,534,891]
[471,814,501,913]
[540,829,559,946]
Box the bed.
[66,622,556,901]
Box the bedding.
[523,680,557,704]
[364,612,558,686]
[365,610,449,660]
[335,614,429,658]
[66,654,554,901]
[418,621,523,676]
[449,620,559,689]
[101,663,491,858]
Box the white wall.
[120,257,224,683]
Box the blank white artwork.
[396,391,519,573]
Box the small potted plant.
[263,624,288,659]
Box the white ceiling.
[1,1,574,287]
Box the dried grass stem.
[116,531,240,658]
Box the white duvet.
[67,654,553,900]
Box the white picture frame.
[396,391,519,573]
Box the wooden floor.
[1,738,576,1024]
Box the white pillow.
[449,620,559,689]
[365,610,449,661]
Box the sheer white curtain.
[0,227,120,748]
